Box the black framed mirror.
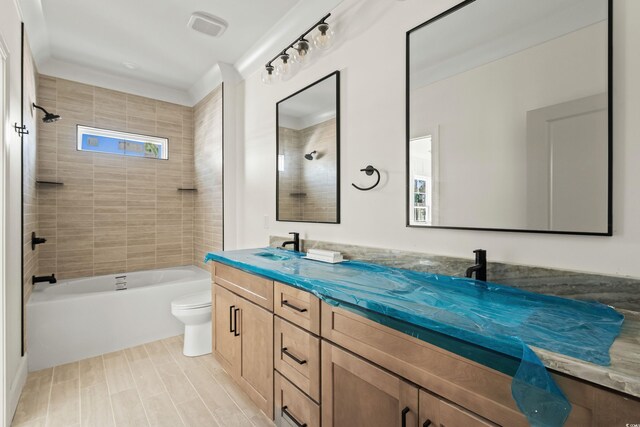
[276,71,340,223]
[406,0,612,235]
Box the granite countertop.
[534,308,640,397]
[206,247,640,399]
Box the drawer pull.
[423,420,432,427]
[401,407,410,427]
[282,300,307,313]
[282,347,307,365]
[233,308,240,336]
[229,305,235,333]
[282,406,307,427]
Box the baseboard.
[6,353,27,425]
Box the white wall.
[0,0,29,422]
[410,22,607,229]
[234,0,640,278]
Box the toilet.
[171,290,212,357]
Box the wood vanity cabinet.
[211,263,274,418]
[321,341,419,427]
[210,262,640,426]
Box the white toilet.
[171,290,212,357]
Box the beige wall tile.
[34,76,224,283]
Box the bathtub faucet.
[32,274,56,285]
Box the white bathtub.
[27,265,210,371]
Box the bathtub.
[27,265,210,371]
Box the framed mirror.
[277,71,340,223]
[407,0,611,235]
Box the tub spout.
[33,274,56,285]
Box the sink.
[253,251,291,261]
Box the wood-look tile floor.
[12,336,275,427]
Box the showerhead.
[33,103,61,123]
[304,150,317,161]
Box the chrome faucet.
[465,249,487,281]
[281,232,300,252]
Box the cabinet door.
[419,389,497,427]
[213,284,240,375]
[322,341,418,427]
[237,297,274,418]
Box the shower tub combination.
[27,265,210,371]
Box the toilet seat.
[171,290,211,310]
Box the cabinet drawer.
[213,262,274,311]
[275,371,320,427]
[420,389,497,427]
[275,316,321,402]
[274,281,320,334]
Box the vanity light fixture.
[263,14,332,84]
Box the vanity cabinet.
[321,341,419,427]
[210,262,640,426]
[211,263,274,418]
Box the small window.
[76,125,168,160]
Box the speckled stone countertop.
[535,309,640,398]
[269,237,640,398]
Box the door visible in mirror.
[277,71,340,223]
[407,0,611,235]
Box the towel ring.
[352,165,380,191]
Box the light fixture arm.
[265,13,331,68]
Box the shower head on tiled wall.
[304,150,317,160]
[32,103,61,123]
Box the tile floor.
[11,336,275,427]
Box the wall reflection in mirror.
[407,0,611,234]
[277,71,340,223]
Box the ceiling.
[279,75,337,130]
[409,0,607,89]
[20,0,343,104]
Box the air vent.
[188,12,228,38]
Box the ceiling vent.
[188,12,228,38]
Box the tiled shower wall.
[194,86,223,269]
[278,118,337,222]
[35,75,219,280]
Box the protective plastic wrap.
[205,248,623,426]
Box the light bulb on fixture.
[313,22,334,50]
[277,53,291,76]
[291,39,312,65]
[261,65,276,85]
[260,13,333,85]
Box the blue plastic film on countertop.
[205,247,624,426]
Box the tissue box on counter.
[304,249,345,263]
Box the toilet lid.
[171,290,211,310]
